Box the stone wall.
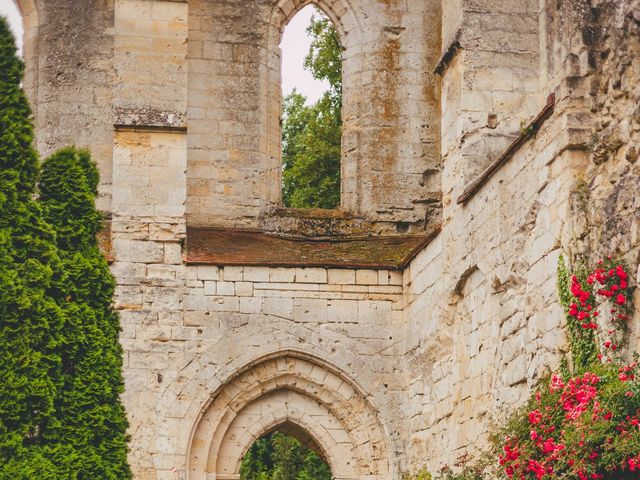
[113,260,406,479]
[185,0,441,233]
[19,0,115,211]
[401,0,640,473]
[13,0,640,478]
[403,124,588,470]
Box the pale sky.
[1,0,23,54]
[0,2,328,103]
[280,5,330,104]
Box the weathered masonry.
[14,0,640,478]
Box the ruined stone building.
[12,0,640,478]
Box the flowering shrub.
[558,257,634,369]
[408,258,638,480]
[499,364,640,479]
[498,260,640,480]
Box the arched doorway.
[186,353,391,479]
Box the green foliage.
[0,16,65,476]
[0,16,38,200]
[498,363,640,479]
[0,17,130,479]
[239,432,332,480]
[402,467,433,480]
[557,256,599,370]
[303,15,342,92]
[282,10,342,209]
[39,147,132,479]
[402,453,492,480]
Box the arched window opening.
[240,429,332,480]
[2,1,24,55]
[280,6,342,210]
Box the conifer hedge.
[0,16,131,479]
[39,147,132,479]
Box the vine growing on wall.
[406,256,639,480]
[558,256,634,369]
[496,259,639,480]
[557,257,599,370]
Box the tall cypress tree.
[0,16,131,478]
[39,147,131,479]
[0,15,65,477]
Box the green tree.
[240,432,332,480]
[0,15,66,477]
[0,16,131,478]
[282,10,342,209]
[39,147,132,479]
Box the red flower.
[616,265,628,280]
[529,410,543,425]
[527,459,546,479]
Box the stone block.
[207,296,240,312]
[197,265,219,281]
[164,243,183,265]
[327,268,356,285]
[295,268,328,284]
[146,264,176,280]
[294,298,328,323]
[327,299,358,323]
[243,266,270,282]
[203,281,216,296]
[235,281,254,297]
[263,297,293,319]
[222,266,244,281]
[184,311,215,326]
[216,281,235,296]
[130,240,164,263]
[239,297,262,314]
[356,269,378,285]
[269,268,296,283]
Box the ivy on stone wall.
[557,256,599,370]
[558,256,634,370]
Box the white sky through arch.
[280,5,331,105]
[1,1,23,54]
[0,2,330,103]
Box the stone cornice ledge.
[185,225,442,270]
[457,93,556,205]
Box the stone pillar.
[21,0,115,211]
[110,1,189,477]
[439,0,540,214]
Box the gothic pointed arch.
[185,351,392,480]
